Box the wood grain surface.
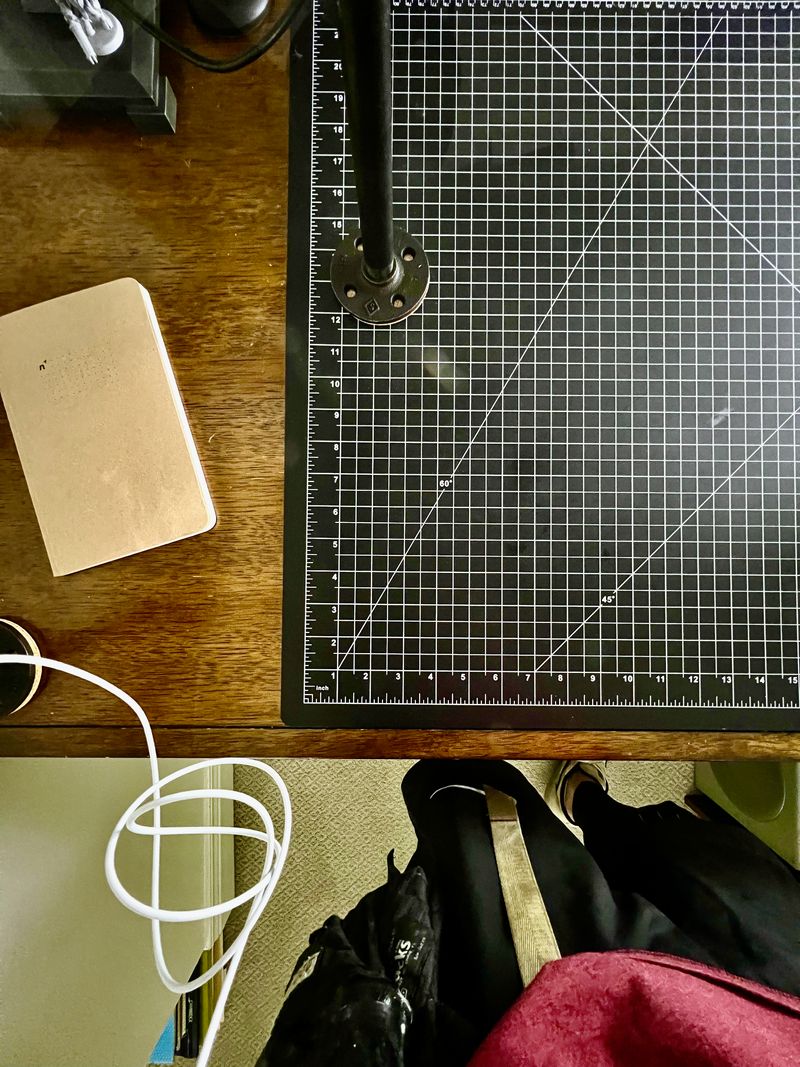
[0,8,797,759]
[0,11,289,738]
[2,727,800,760]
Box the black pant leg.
[573,781,800,996]
[402,760,711,1035]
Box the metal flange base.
[331,228,430,325]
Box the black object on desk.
[0,0,176,133]
[187,0,270,34]
[0,619,42,717]
[329,0,430,324]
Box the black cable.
[112,0,309,73]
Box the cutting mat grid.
[287,1,800,725]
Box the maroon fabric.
[468,951,800,1067]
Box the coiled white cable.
[0,653,291,1067]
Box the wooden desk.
[0,19,797,760]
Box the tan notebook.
[0,278,216,576]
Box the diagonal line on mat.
[534,402,800,672]
[337,21,721,670]
[522,12,800,671]
[522,14,800,300]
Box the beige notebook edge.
[0,279,217,576]
[138,282,217,534]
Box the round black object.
[331,228,430,325]
[187,0,270,34]
[0,619,42,716]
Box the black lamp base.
[0,619,43,717]
[187,0,270,34]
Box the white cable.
[0,653,291,1067]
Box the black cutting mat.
[282,0,800,729]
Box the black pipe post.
[338,0,395,282]
[330,0,429,324]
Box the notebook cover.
[0,278,216,575]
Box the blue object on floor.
[149,1015,175,1065]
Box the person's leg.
[401,760,709,1035]
[572,776,800,996]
